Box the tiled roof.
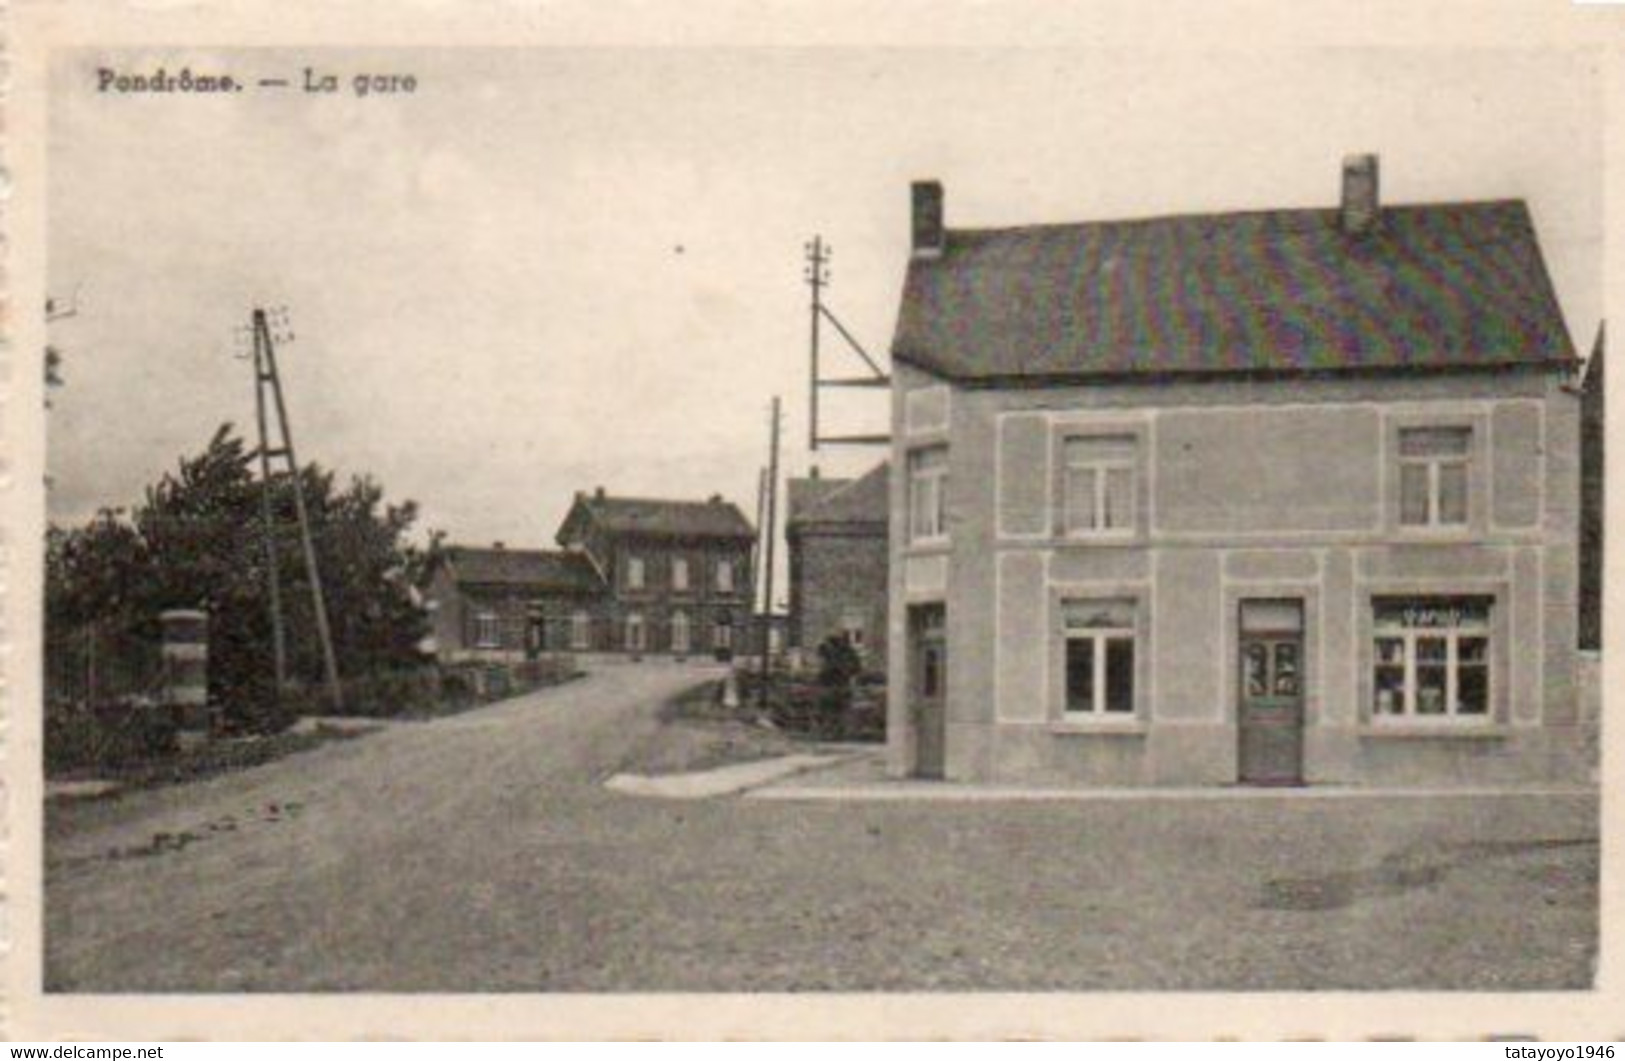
[892,201,1576,381]
[443,547,604,592]
[573,494,755,541]
[788,462,889,529]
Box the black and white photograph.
[6,0,1618,1042]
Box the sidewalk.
[743,749,1598,802]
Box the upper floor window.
[1399,427,1470,528]
[626,556,645,590]
[672,557,690,591]
[908,446,949,542]
[715,558,735,593]
[1062,435,1136,535]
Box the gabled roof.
[558,492,755,545]
[892,200,1577,382]
[441,546,604,593]
[786,476,852,525]
[787,462,889,530]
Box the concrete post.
[160,609,209,747]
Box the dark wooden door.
[911,605,947,779]
[1238,600,1304,785]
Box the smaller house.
[786,462,890,668]
[425,545,606,661]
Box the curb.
[745,783,1601,804]
[604,752,860,800]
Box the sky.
[48,47,1603,568]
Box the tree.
[46,424,435,729]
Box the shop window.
[1372,597,1491,720]
[1062,435,1137,535]
[908,446,949,542]
[1398,427,1471,528]
[1062,598,1137,716]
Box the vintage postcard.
[3,0,1622,1042]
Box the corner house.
[886,156,1588,787]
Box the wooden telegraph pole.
[251,307,343,710]
[757,398,781,708]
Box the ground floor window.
[626,612,646,652]
[1062,598,1136,716]
[570,611,591,651]
[840,609,867,652]
[473,610,501,649]
[714,615,733,651]
[671,610,691,654]
[1372,596,1491,719]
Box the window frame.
[907,445,950,544]
[1060,434,1138,538]
[1059,598,1139,720]
[472,609,502,649]
[1370,598,1493,723]
[1396,424,1474,531]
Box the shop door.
[1238,599,1305,785]
[910,604,947,779]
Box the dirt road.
[47,661,1597,992]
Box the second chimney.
[1340,154,1380,236]
[911,180,945,259]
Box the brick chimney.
[594,485,606,500]
[1340,154,1380,236]
[911,180,945,259]
[493,541,505,550]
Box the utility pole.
[758,398,781,707]
[804,235,890,450]
[754,465,769,615]
[251,307,343,710]
[806,236,825,451]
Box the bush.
[45,699,180,776]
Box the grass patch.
[620,678,809,776]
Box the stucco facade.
[886,362,1585,786]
